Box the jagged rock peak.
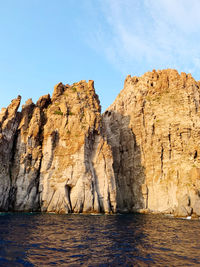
[1,70,200,218]
[0,95,21,210]
[38,79,109,214]
[0,79,116,214]
[51,80,100,109]
[0,95,21,122]
[36,94,51,109]
[124,68,195,86]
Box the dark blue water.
[0,213,200,266]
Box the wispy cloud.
[83,0,200,78]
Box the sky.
[1,0,200,112]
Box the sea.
[0,212,200,266]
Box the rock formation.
[0,80,116,214]
[105,69,200,217]
[1,69,200,217]
[39,81,116,214]
[0,96,21,210]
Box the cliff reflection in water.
[0,213,200,266]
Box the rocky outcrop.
[39,81,116,213]
[1,69,200,217]
[0,81,116,214]
[106,69,200,217]
[0,96,21,210]
[102,111,145,213]
[10,96,50,211]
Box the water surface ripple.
[0,213,199,266]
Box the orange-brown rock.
[10,97,45,211]
[39,81,116,213]
[106,69,200,216]
[0,81,116,213]
[1,69,200,217]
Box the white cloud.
[147,0,200,33]
[84,0,200,78]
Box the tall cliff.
[1,69,200,217]
[0,96,21,210]
[105,69,200,217]
[0,81,116,213]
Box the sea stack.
[1,69,200,217]
[105,69,200,217]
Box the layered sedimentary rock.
[1,69,200,217]
[106,69,200,217]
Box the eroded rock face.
[10,96,50,211]
[106,69,200,216]
[0,96,21,210]
[1,69,200,217]
[102,111,145,213]
[0,81,116,213]
[39,81,116,213]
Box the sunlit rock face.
[0,81,116,214]
[106,69,200,217]
[39,81,116,214]
[1,69,200,217]
[10,96,50,211]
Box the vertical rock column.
[10,95,51,211]
[39,81,117,213]
[0,96,21,210]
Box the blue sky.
[1,0,200,111]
